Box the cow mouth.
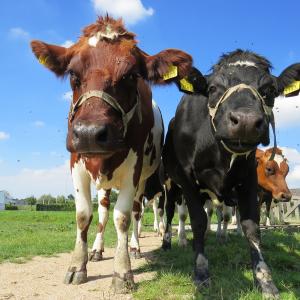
[221,139,259,153]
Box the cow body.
[163,50,300,298]
[31,16,194,293]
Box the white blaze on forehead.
[273,154,285,167]
[88,26,125,47]
[228,60,257,68]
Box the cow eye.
[208,85,217,94]
[265,166,275,176]
[69,70,81,89]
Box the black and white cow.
[163,49,300,298]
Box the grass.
[0,210,299,299]
[133,229,300,300]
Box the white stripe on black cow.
[163,50,300,298]
[31,16,195,293]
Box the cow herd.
[31,16,300,299]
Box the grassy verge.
[133,229,300,300]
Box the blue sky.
[1,0,300,198]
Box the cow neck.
[208,83,277,163]
[69,89,142,138]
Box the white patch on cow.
[228,60,257,68]
[273,154,284,168]
[165,178,171,191]
[196,253,208,269]
[88,26,122,47]
[177,201,188,247]
[141,100,164,181]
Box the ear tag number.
[163,65,178,80]
[284,81,300,95]
[180,78,194,92]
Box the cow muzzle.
[69,120,125,154]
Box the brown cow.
[256,147,292,224]
[31,16,194,293]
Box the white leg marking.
[177,201,188,247]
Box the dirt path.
[0,232,162,300]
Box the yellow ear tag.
[38,56,48,66]
[284,80,300,95]
[163,65,178,80]
[180,78,194,92]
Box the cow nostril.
[255,118,264,130]
[95,126,108,143]
[229,112,239,126]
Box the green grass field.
[0,210,299,299]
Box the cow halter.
[68,90,142,138]
[207,83,277,167]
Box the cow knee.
[158,208,164,218]
[132,201,142,221]
[115,212,131,232]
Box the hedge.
[5,203,18,210]
[36,202,98,211]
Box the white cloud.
[274,94,300,128]
[92,0,154,25]
[9,27,30,40]
[62,91,72,102]
[0,131,10,140]
[0,161,73,198]
[61,40,74,48]
[33,121,45,127]
[287,164,300,188]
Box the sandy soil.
[0,232,162,300]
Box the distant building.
[0,191,14,210]
[291,188,300,198]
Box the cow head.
[182,50,300,154]
[256,148,292,202]
[31,16,193,156]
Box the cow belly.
[140,101,163,182]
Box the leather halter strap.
[208,83,277,161]
[68,90,141,137]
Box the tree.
[38,194,56,204]
[24,196,37,209]
[56,195,66,204]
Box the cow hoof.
[162,239,171,251]
[129,248,141,259]
[111,271,135,294]
[89,250,103,262]
[194,268,210,289]
[64,270,87,285]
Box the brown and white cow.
[31,16,194,293]
[256,147,292,225]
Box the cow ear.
[174,67,207,95]
[142,49,193,85]
[255,148,264,161]
[30,40,72,76]
[276,63,300,95]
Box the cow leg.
[64,162,92,285]
[184,189,209,289]
[235,207,243,235]
[238,173,279,298]
[89,189,110,262]
[177,200,188,247]
[158,193,165,236]
[215,205,223,242]
[137,199,145,238]
[219,204,231,242]
[129,182,145,259]
[265,203,271,226]
[162,188,175,250]
[204,200,213,236]
[152,198,160,234]
[231,206,237,225]
[111,183,136,293]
